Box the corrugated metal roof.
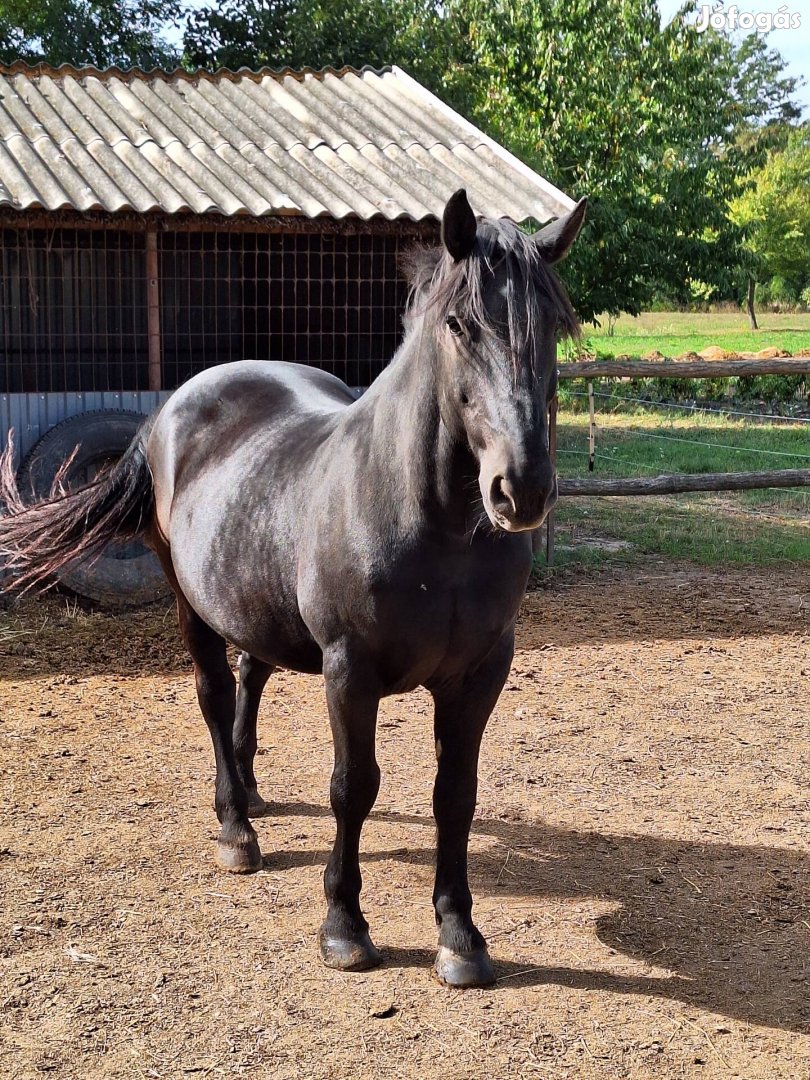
[0,63,574,223]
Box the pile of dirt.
[698,346,741,361]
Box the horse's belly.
[225,618,324,674]
[179,563,324,673]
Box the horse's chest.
[321,547,530,691]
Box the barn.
[0,61,574,600]
[0,62,574,446]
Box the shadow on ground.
[262,799,809,1035]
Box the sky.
[659,0,810,116]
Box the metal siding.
[0,65,575,224]
[0,390,171,463]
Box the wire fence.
[555,388,810,513]
[565,389,810,425]
[604,429,810,460]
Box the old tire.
[17,410,168,607]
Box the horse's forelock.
[402,217,580,354]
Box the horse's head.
[414,189,586,533]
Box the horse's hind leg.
[430,635,514,988]
[177,598,262,874]
[318,655,383,972]
[234,652,274,817]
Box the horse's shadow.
[262,800,809,1034]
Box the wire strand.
[565,390,810,424]
[556,447,661,471]
[616,429,810,459]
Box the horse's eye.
[446,314,463,336]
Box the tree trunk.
[746,276,758,331]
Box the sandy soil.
[0,561,808,1080]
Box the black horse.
[0,190,586,987]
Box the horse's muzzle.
[488,471,558,532]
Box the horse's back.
[149,360,356,524]
[158,359,357,434]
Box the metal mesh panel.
[0,224,409,393]
[0,228,148,392]
[159,230,406,389]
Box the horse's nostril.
[490,475,517,517]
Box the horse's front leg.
[318,650,383,971]
[235,652,274,817]
[430,634,514,987]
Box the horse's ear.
[533,197,587,264]
[441,189,477,262]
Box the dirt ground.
[0,561,808,1080]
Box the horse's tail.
[0,427,154,595]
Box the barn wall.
[0,390,172,463]
[0,227,149,393]
[0,220,414,395]
[160,230,406,389]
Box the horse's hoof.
[434,945,495,988]
[318,926,383,972]
[215,836,262,874]
[246,789,269,817]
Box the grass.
[577,311,810,359]
[549,403,810,567]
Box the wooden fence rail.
[538,357,810,563]
[557,358,810,380]
[559,468,810,498]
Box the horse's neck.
[360,327,476,531]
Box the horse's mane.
[402,217,580,370]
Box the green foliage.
[0,0,181,68]
[725,35,803,142]
[183,0,802,323]
[184,0,447,86]
[731,128,810,300]
[1,0,802,326]
[561,373,807,407]
[739,374,807,402]
[441,0,806,321]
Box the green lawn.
[575,311,810,359]
[548,404,810,567]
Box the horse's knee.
[330,760,380,821]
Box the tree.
[0,0,181,69]
[439,0,803,321]
[730,128,810,326]
[184,0,447,88]
[183,0,802,323]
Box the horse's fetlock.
[437,914,485,954]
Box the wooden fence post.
[545,395,558,565]
[531,396,559,561]
[146,229,162,392]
